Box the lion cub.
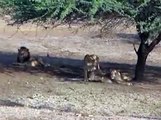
[110,69,132,85]
[83,54,105,82]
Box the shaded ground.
[0,19,161,119]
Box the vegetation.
[0,0,126,23]
[133,0,161,80]
[1,0,161,81]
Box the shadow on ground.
[0,51,161,84]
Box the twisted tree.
[132,0,161,80]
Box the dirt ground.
[0,18,161,120]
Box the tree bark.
[134,42,148,81]
[134,33,161,81]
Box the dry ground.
[0,19,161,119]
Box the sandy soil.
[0,18,161,120]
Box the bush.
[0,0,130,24]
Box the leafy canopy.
[1,0,161,41]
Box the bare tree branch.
[133,43,138,55]
[148,33,161,53]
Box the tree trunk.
[134,26,161,81]
[134,42,148,81]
